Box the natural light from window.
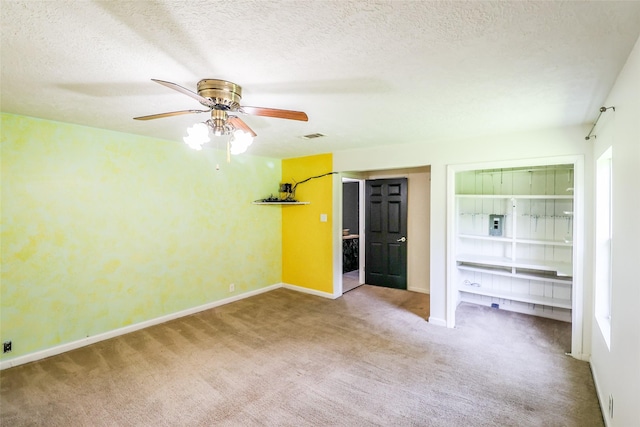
[595,147,612,349]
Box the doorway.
[339,167,431,296]
[342,179,362,293]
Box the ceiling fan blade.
[151,79,214,107]
[133,109,210,120]
[240,106,308,121]
[228,116,257,137]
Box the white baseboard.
[281,282,339,299]
[0,284,282,371]
[568,352,590,362]
[589,360,610,427]
[407,286,430,295]
[428,316,447,327]
[0,282,390,370]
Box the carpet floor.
[0,285,603,426]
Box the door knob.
[397,237,407,242]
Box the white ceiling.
[2,1,639,159]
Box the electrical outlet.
[608,394,614,418]
[3,341,11,353]
[229,283,235,293]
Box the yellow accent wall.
[0,113,282,360]
[281,154,334,293]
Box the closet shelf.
[457,265,572,285]
[515,238,573,247]
[456,254,572,276]
[458,284,572,309]
[458,234,512,242]
[458,234,572,246]
[456,194,573,199]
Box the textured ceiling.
[2,1,639,158]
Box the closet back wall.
[0,113,282,362]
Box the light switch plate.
[320,213,327,222]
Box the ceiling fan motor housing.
[197,79,242,110]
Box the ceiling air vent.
[301,133,325,140]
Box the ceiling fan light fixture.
[210,109,231,136]
[229,129,254,155]
[135,78,306,154]
[183,122,210,150]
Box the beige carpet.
[1,285,602,426]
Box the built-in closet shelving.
[454,164,574,322]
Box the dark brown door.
[365,178,408,289]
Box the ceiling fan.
[134,79,309,139]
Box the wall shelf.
[253,201,310,205]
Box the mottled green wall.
[0,113,282,360]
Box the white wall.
[590,36,640,426]
[334,126,593,332]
